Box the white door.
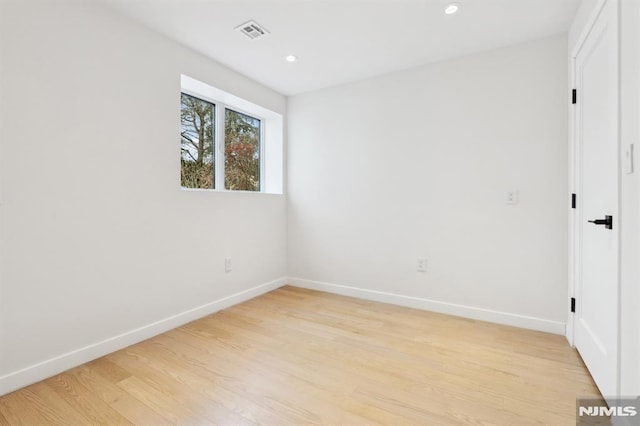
[574,0,619,399]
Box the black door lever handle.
[588,215,613,230]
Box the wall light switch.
[624,144,634,174]
[224,257,232,272]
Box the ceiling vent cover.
[235,20,270,40]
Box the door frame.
[567,0,621,396]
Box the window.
[180,93,215,189]
[225,109,261,191]
[180,75,283,194]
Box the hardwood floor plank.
[19,382,91,425]
[68,364,171,426]
[115,376,213,425]
[45,373,132,425]
[0,392,51,426]
[85,358,132,383]
[0,409,9,426]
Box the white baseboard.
[288,277,566,335]
[0,277,287,397]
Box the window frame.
[180,74,283,194]
[180,88,266,193]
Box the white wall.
[288,35,569,332]
[618,0,640,398]
[0,0,287,394]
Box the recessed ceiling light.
[286,55,298,62]
[445,3,460,14]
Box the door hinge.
[572,89,577,104]
[571,297,576,313]
[571,193,576,209]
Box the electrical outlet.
[224,257,232,272]
[506,190,519,205]
[417,258,427,272]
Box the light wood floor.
[0,286,600,425]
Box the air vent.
[235,20,270,40]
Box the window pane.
[180,93,214,189]
[225,109,261,191]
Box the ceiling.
[99,0,581,96]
